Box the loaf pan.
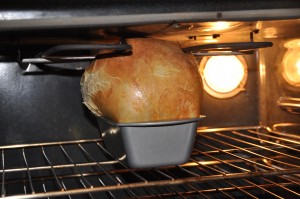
[97,116,205,168]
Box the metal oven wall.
[0,37,299,144]
[258,38,300,128]
[199,54,259,128]
[0,54,261,146]
[0,62,100,145]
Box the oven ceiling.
[0,0,299,31]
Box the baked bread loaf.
[81,38,202,123]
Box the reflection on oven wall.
[260,38,300,128]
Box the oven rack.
[1,126,300,198]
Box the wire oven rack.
[1,126,300,199]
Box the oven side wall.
[258,38,300,128]
[0,63,100,145]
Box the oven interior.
[0,2,300,198]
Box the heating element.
[1,126,300,198]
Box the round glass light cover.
[282,39,300,87]
[203,56,245,93]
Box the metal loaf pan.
[97,116,205,168]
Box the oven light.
[204,56,244,93]
[213,22,230,30]
[201,21,242,32]
[199,56,248,98]
[282,39,300,87]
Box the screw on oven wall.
[188,36,197,40]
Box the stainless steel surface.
[21,43,132,66]
[0,126,299,198]
[22,57,95,64]
[277,97,300,114]
[100,116,205,127]
[260,37,300,127]
[192,51,248,56]
[258,49,268,126]
[98,117,205,168]
[182,42,273,54]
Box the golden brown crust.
[81,38,202,123]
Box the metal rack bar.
[0,139,103,150]
[247,129,300,146]
[140,184,163,199]
[216,164,299,198]
[41,146,64,191]
[149,169,184,198]
[0,127,299,199]
[154,169,174,180]
[165,186,186,198]
[141,171,170,198]
[22,149,35,194]
[60,144,100,199]
[79,144,141,198]
[195,142,300,156]
[167,168,234,199]
[177,166,200,177]
[155,169,208,198]
[0,161,118,174]
[241,161,300,192]
[185,183,211,199]
[175,170,233,199]
[242,179,283,199]
[261,177,300,197]
[95,142,147,183]
[59,145,93,188]
[1,150,5,197]
[97,177,116,199]
[224,181,259,199]
[191,158,228,176]
[270,129,300,140]
[197,126,262,133]
[60,180,72,199]
[77,144,119,184]
[192,161,251,198]
[131,182,298,199]
[195,158,284,199]
[42,181,50,199]
[192,159,258,198]
[279,175,300,186]
[0,154,287,181]
[218,132,300,166]
[193,146,251,172]
[115,176,139,198]
[231,130,300,156]
[79,179,95,199]
[149,170,178,198]
[1,168,299,198]
[201,133,300,168]
[185,155,287,167]
[198,127,299,197]
[194,139,276,171]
